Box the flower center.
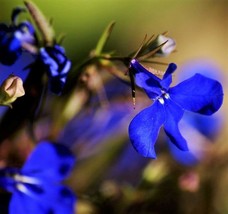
[157,90,170,104]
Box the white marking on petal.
[16,183,39,198]
[14,174,40,184]
[60,77,66,82]
[16,183,30,195]
[60,60,71,75]
[14,31,23,40]
[131,59,136,64]
[40,48,59,76]
[57,54,65,64]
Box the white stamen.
[164,93,170,99]
[158,97,164,104]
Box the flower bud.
[0,75,25,107]
[155,34,176,57]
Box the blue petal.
[163,99,188,151]
[0,35,21,65]
[129,101,166,158]
[160,63,176,90]
[22,141,75,181]
[10,185,76,214]
[40,45,71,95]
[177,60,224,138]
[10,192,40,214]
[130,59,162,98]
[8,37,21,51]
[18,21,35,35]
[0,168,19,192]
[169,73,223,115]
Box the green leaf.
[94,21,115,56]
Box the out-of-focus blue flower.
[0,8,35,66]
[168,120,208,166]
[40,45,71,95]
[0,141,76,214]
[105,143,149,185]
[128,59,223,158]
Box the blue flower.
[40,45,71,95]
[0,8,35,66]
[0,141,76,214]
[128,59,223,158]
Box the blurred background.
[0,0,227,213]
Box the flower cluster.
[0,1,224,213]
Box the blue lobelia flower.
[0,141,76,214]
[128,59,223,158]
[40,45,71,95]
[0,8,35,66]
